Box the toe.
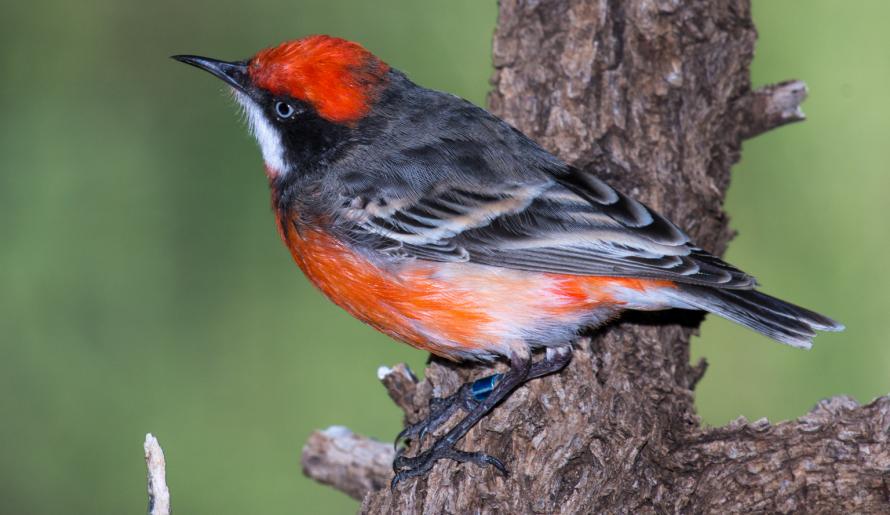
[390,456,436,490]
[444,449,509,476]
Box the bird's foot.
[391,435,508,489]
[388,348,571,490]
[394,373,502,449]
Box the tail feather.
[672,285,844,349]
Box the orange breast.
[277,214,673,359]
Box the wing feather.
[336,167,756,289]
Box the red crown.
[249,35,390,125]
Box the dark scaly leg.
[394,381,478,449]
[395,346,573,449]
[391,346,572,488]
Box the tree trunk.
[302,1,890,512]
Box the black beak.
[172,55,251,93]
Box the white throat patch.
[233,91,286,175]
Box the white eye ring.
[275,101,295,119]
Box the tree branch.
[675,395,890,512]
[306,375,890,511]
[737,80,809,139]
[144,433,171,515]
[301,426,395,501]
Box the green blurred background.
[1,1,886,513]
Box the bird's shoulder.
[327,73,563,195]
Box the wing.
[335,166,756,289]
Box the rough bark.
[302,1,890,512]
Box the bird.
[173,35,843,487]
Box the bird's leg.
[391,346,572,488]
[394,380,482,449]
[394,346,573,449]
[391,352,531,487]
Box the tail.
[670,285,844,349]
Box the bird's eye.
[275,101,295,119]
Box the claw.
[390,443,508,489]
[393,426,413,450]
[391,459,436,489]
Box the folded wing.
[337,166,756,289]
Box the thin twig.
[144,433,171,515]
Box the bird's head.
[174,35,391,178]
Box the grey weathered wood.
[301,426,395,501]
[144,434,171,515]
